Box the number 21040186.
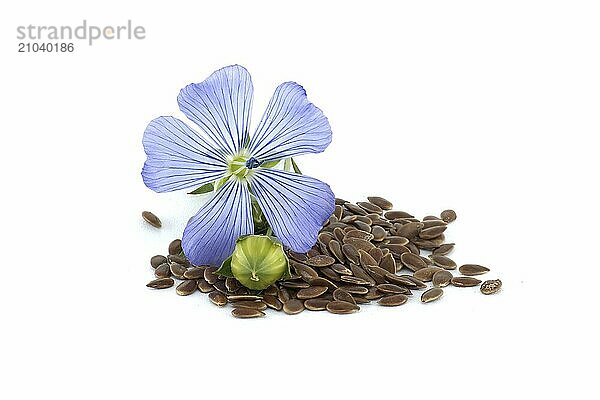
[18,42,74,53]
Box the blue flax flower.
[142,65,335,266]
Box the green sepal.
[291,158,302,174]
[251,198,270,235]
[214,176,230,190]
[261,160,280,169]
[215,255,234,277]
[187,182,214,195]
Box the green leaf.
[214,176,230,190]
[187,182,214,195]
[215,255,234,277]
[261,160,280,169]
[291,158,302,174]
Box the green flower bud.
[216,235,290,290]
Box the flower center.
[228,155,261,179]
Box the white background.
[1,1,598,398]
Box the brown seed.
[212,280,228,293]
[142,211,162,228]
[304,298,330,311]
[406,243,420,255]
[381,244,411,257]
[384,211,414,219]
[146,277,174,289]
[364,264,390,279]
[459,264,490,276]
[378,294,408,307]
[430,255,457,270]
[379,253,397,274]
[413,267,443,282]
[396,222,423,239]
[433,243,455,256]
[320,267,342,282]
[263,285,278,296]
[357,201,383,215]
[432,270,453,288]
[334,205,344,220]
[345,230,374,242]
[368,225,385,241]
[341,285,369,295]
[345,203,368,216]
[353,296,371,304]
[263,294,283,310]
[480,279,502,295]
[335,198,348,205]
[369,247,384,263]
[293,263,319,280]
[376,283,407,294]
[340,276,371,286]
[400,252,427,271]
[154,263,171,278]
[422,219,448,229]
[404,275,427,289]
[328,240,345,263]
[371,219,393,229]
[306,255,335,267]
[341,215,358,223]
[385,273,418,288]
[168,239,182,255]
[203,266,219,284]
[307,248,321,258]
[197,278,215,293]
[342,237,375,252]
[208,291,228,306]
[225,277,240,292]
[364,287,385,300]
[170,263,188,279]
[297,286,328,299]
[440,209,457,223]
[333,227,346,242]
[451,276,482,287]
[419,226,447,239]
[333,288,356,305]
[358,249,378,268]
[342,244,360,264]
[176,279,197,296]
[421,288,444,303]
[386,236,410,246]
[331,263,352,275]
[318,232,334,246]
[283,299,305,315]
[227,294,263,301]
[288,251,308,262]
[232,308,265,318]
[183,266,205,280]
[280,281,310,289]
[353,220,372,232]
[168,254,189,266]
[232,300,268,310]
[350,264,377,286]
[367,196,393,210]
[326,301,359,314]
[309,277,338,290]
[150,255,167,268]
